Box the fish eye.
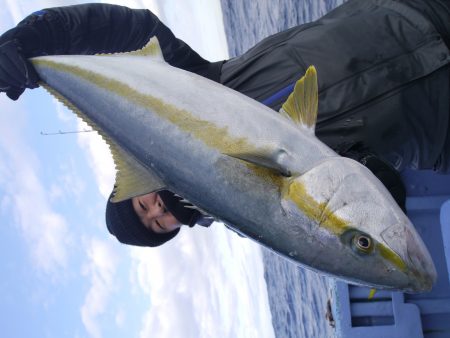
[352,233,374,254]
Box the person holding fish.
[0,0,448,249]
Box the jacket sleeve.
[12,3,224,81]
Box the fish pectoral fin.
[279,66,318,134]
[97,37,165,62]
[226,149,292,177]
[108,139,166,202]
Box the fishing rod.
[40,129,94,136]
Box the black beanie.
[105,190,213,247]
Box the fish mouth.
[381,223,437,293]
[403,230,437,292]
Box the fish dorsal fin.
[279,66,318,134]
[39,83,166,203]
[226,148,292,177]
[98,37,165,61]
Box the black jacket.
[220,0,450,171]
[11,0,450,172]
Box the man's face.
[132,193,182,234]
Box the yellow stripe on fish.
[33,59,256,155]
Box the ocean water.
[219,1,345,337]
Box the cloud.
[48,157,87,203]
[156,0,228,61]
[4,0,26,24]
[115,309,126,328]
[130,225,274,338]
[80,238,119,338]
[53,97,77,123]
[0,97,71,275]
[76,119,116,199]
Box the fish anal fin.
[109,143,166,203]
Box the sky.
[0,1,275,338]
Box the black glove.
[0,28,40,101]
[342,149,407,212]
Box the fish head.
[281,156,436,292]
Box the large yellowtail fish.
[30,38,436,292]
